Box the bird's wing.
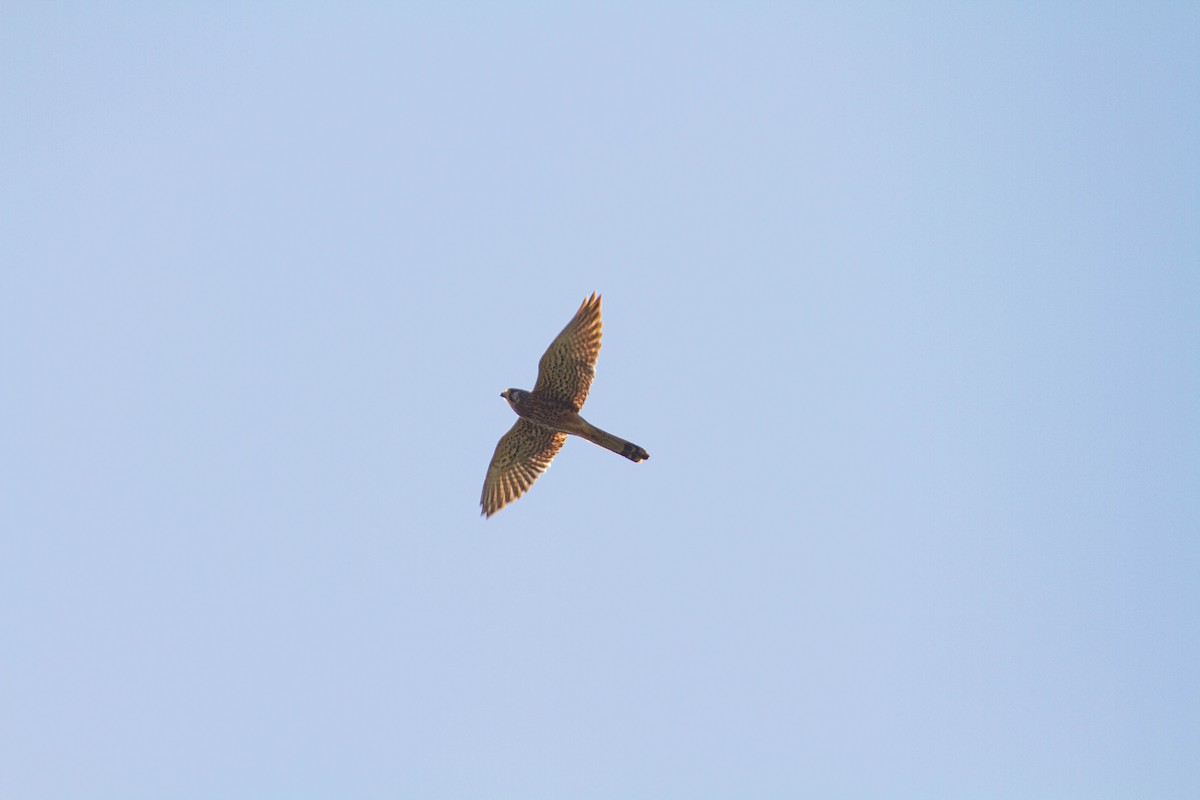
[531,293,603,411]
[480,419,568,517]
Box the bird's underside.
[480,293,649,518]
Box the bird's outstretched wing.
[531,293,602,411]
[480,419,568,517]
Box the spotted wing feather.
[480,419,568,517]
[531,292,603,411]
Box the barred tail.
[578,420,650,462]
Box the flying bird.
[480,293,649,518]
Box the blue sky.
[2,4,1197,798]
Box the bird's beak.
[499,391,505,397]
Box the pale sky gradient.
[3,4,1198,798]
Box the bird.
[480,292,649,518]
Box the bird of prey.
[480,293,649,518]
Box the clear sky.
[3,4,1197,798]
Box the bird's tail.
[577,419,650,462]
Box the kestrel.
[480,293,649,518]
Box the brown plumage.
[480,293,649,518]
[479,420,566,519]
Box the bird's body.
[501,388,650,462]
[480,293,649,518]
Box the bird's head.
[500,388,529,410]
